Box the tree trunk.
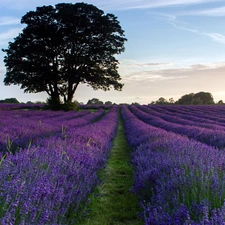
[67,81,79,103]
[48,83,61,110]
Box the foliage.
[2,3,127,106]
[176,92,214,104]
[62,101,79,111]
[46,97,78,111]
[0,98,19,103]
[87,98,103,105]
[131,102,140,105]
[155,97,168,104]
[45,97,62,110]
[105,101,112,105]
[149,97,174,105]
[176,93,194,104]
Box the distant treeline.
[0,98,45,104]
[0,91,223,106]
[148,91,222,105]
[0,98,20,104]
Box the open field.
[1,103,225,224]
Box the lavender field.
[1,103,225,224]
[122,104,225,224]
[0,104,118,224]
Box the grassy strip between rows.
[80,112,143,225]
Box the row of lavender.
[0,103,45,110]
[0,103,113,111]
[121,105,225,224]
[129,105,225,149]
[0,108,106,153]
[146,105,225,126]
[0,106,118,224]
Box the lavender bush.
[0,106,118,224]
[129,105,225,149]
[121,105,225,224]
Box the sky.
[0,0,225,104]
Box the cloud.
[186,6,225,16]
[119,59,172,68]
[150,12,225,45]
[0,28,22,46]
[170,21,225,44]
[103,0,224,10]
[115,62,225,103]
[118,59,175,77]
[135,62,172,67]
[0,17,20,26]
[204,32,225,44]
[122,62,225,84]
[123,71,187,83]
[0,0,223,11]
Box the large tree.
[2,3,127,105]
[176,92,214,104]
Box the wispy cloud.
[170,21,225,44]
[0,17,20,26]
[119,62,225,103]
[120,0,223,10]
[124,72,187,83]
[0,28,22,46]
[135,62,172,67]
[185,6,225,16]
[119,59,172,67]
[122,62,225,83]
[0,0,223,11]
[98,0,224,10]
[150,12,225,45]
[118,59,174,76]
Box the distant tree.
[155,97,168,105]
[2,3,127,108]
[148,101,156,105]
[105,101,112,105]
[218,100,224,104]
[131,102,140,105]
[191,97,203,105]
[0,98,20,103]
[176,92,214,104]
[176,93,194,104]
[35,100,45,104]
[169,98,175,104]
[192,92,214,104]
[87,98,103,105]
[26,101,34,104]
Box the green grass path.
[80,113,143,225]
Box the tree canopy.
[87,98,103,105]
[0,98,20,104]
[176,92,214,104]
[2,3,127,107]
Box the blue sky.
[0,0,225,104]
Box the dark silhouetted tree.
[192,92,214,104]
[176,93,194,104]
[155,97,168,104]
[176,92,214,104]
[105,101,112,105]
[3,3,127,108]
[0,98,20,103]
[169,98,175,104]
[87,98,103,105]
